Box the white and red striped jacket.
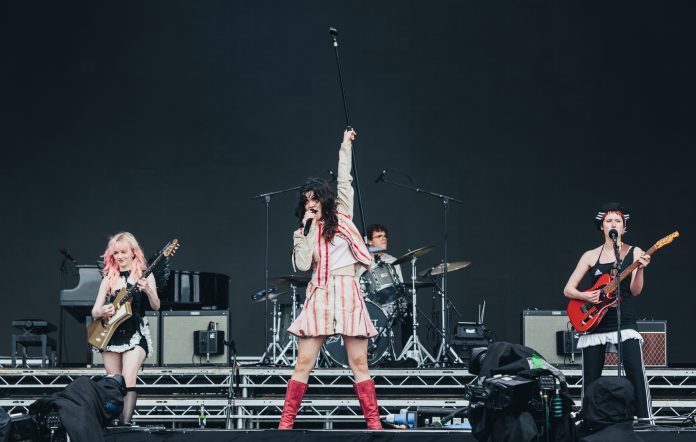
[292,141,372,287]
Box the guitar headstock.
[655,231,679,249]
[162,239,180,257]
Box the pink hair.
[101,232,148,293]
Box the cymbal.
[250,288,289,303]
[368,246,387,253]
[392,245,435,265]
[419,261,471,277]
[269,274,311,287]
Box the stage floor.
[103,427,696,442]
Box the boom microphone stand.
[328,27,368,241]
[251,185,299,363]
[376,170,464,365]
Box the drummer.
[366,224,403,280]
[367,224,415,349]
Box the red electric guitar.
[567,231,679,333]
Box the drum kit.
[252,246,472,368]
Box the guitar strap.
[117,270,143,325]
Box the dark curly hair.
[295,177,339,243]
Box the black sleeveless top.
[106,272,151,340]
[589,245,638,334]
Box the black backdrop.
[2,1,694,364]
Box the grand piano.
[60,265,230,310]
[59,265,230,365]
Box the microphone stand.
[378,172,464,366]
[58,258,68,367]
[329,27,368,241]
[611,237,623,377]
[251,184,300,364]
[251,172,334,365]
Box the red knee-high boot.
[355,379,382,430]
[278,379,308,429]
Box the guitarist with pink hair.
[91,232,160,425]
[563,203,652,420]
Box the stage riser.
[98,428,696,441]
[3,367,696,428]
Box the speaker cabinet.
[522,310,582,365]
[523,311,668,367]
[161,310,229,366]
[89,311,160,367]
[604,320,667,367]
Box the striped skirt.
[288,274,378,338]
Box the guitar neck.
[602,244,657,294]
[124,253,164,299]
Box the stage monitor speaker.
[522,310,582,365]
[161,310,229,366]
[604,320,667,367]
[88,311,160,367]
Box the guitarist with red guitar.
[563,203,653,421]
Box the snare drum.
[322,300,392,368]
[360,261,404,305]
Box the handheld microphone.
[608,229,619,243]
[59,248,77,265]
[303,218,313,236]
[329,27,338,36]
[374,169,387,183]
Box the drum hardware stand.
[428,274,465,364]
[278,283,300,365]
[397,256,435,366]
[259,297,290,366]
[375,171,464,366]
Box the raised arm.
[336,129,356,218]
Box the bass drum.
[322,300,392,368]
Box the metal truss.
[0,368,232,393]
[560,369,696,396]
[238,368,475,395]
[3,367,696,427]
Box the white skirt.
[577,328,643,352]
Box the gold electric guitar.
[87,239,179,350]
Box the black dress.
[93,271,153,356]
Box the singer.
[278,129,382,430]
[563,203,652,419]
[90,232,160,425]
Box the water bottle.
[551,381,563,419]
[199,403,207,428]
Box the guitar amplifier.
[604,320,667,367]
[161,310,230,366]
[522,310,581,365]
[88,311,160,367]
